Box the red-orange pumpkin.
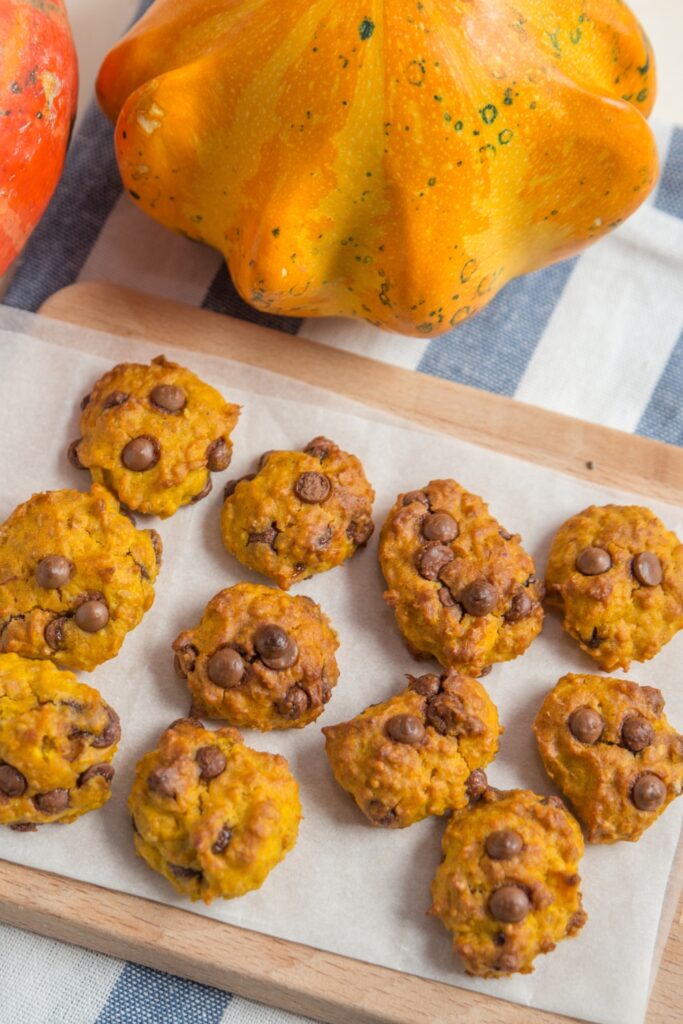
[0,0,78,274]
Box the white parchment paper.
[0,309,680,1024]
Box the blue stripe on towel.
[417,258,578,395]
[202,264,302,334]
[655,127,683,221]
[636,327,683,445]
[95,963,231,1024]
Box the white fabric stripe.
[514,204,683,431]
[299,317,428,370]
[0,924,122,1024]
[222,996,315,1024]
[77,195,223,306]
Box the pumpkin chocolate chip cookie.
[534,673,683,843]
[322,670,501,828]
[69,355,240,517]
[220,437,374,590]
[379,480,544,675]
[0,653,120,829]
[0,485,160,672]
[544,505,683,671]
[430,788,586,976]
[173,583,339,729]
[129,718,301,903]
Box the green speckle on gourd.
[570,28,581,44]
[444,112,452,122]
[480,104,498,125]
[499,129,513,145]
[450,307,471,326]
[637,88,649,102]
[433,94,442,102]
[454,120,463,131]
[637,53,650,76]
[503,88,514,106]
[417,323,433,334]
[461,259,478,283]
[359,18,375,41]
[428,177,437,186]
[407,60,427,86]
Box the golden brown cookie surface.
[322,670,500,828]
[0,654,120,828]
[71,355,240,518]
[173,583,339,730]
[534,673,683,843]
[220,437,374,590]
[129,718,301,903]
[379,480,544,674]
[0,485,160,672]
[544,505,683,671]
[430,788,586,977]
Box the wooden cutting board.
[0,280,680,1024]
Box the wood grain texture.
[0,280,675,1024]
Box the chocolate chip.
[122,435,160,472]
[366,801,397,827]
[207,438,231,472]
[505,589,533,623]
[248,525,278,547]
[632,552,663,587]
[33,789,69,815]
[149,529,163,566]
[119,504,136,525]
[78,763,115,787]
[479,665,492,677]
[461,579,497,617]
[190,476,212,503]
[426,694,478,736]
[422,512,458,543]
[485,830,523,860]
[169,863,202,880]
[466,769,488,800]
[408,673,441,698]
[0,764,27,797]
[35,555,73,590]
[385,714,426,745]
[167,717,201,731]
[316,525,334,549]
[621,715,654,752]
[150,384,186,412]
[80,393,91,410]
[417,542,454,580]
[74,599,109,633]
[402,490,429,507]
[224,474,255,500]
[67,439,86,470]
[499,528,513,541]
[91,707,121,748]
[44,616,68,650]
[207,647,245,688]
[196,745,227,780]
[148,768,176,798]
[254,624,299,670]
[174,643,198,677]
[642,687,664,714]
[304,436,333,460]
[103,391,129,409]
[575,546,611,575]
[493,931,506,947]
[586,627,602,649]
[632,773,666,811]
[10,822,37,832]
[347,520,374,546]
[488,885,530,923]
[568,706,604,744]
[295,471,331,504]
[496,952,521,972]
[212,825,233,854]
[277,687,310,719]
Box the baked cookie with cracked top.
[69,355,240,518]
[534,673,683,843]
[379,480,544,675]
[220,437,374,590]
[0,485,160,672]
[129,718,301,903]
[544,505,683,671]
[0,653,120,829]
[430,788,586,977]
[173,582,339,730]
[322,670,501,828]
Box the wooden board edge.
[38,282,683,505]
[0,860,583,1024]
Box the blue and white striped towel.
[1,1,682,1021]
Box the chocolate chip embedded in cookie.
[544,505,683,671]
[172,583,339,730]
[429,788,586,977]
[0,654,120,828]
[379,479,544,675]
[0,485,160,672]
[534,673,683,843]
[322,670,501,828]
[220,438,374,590]
[71,355,240,518]
[128,718,301,903]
